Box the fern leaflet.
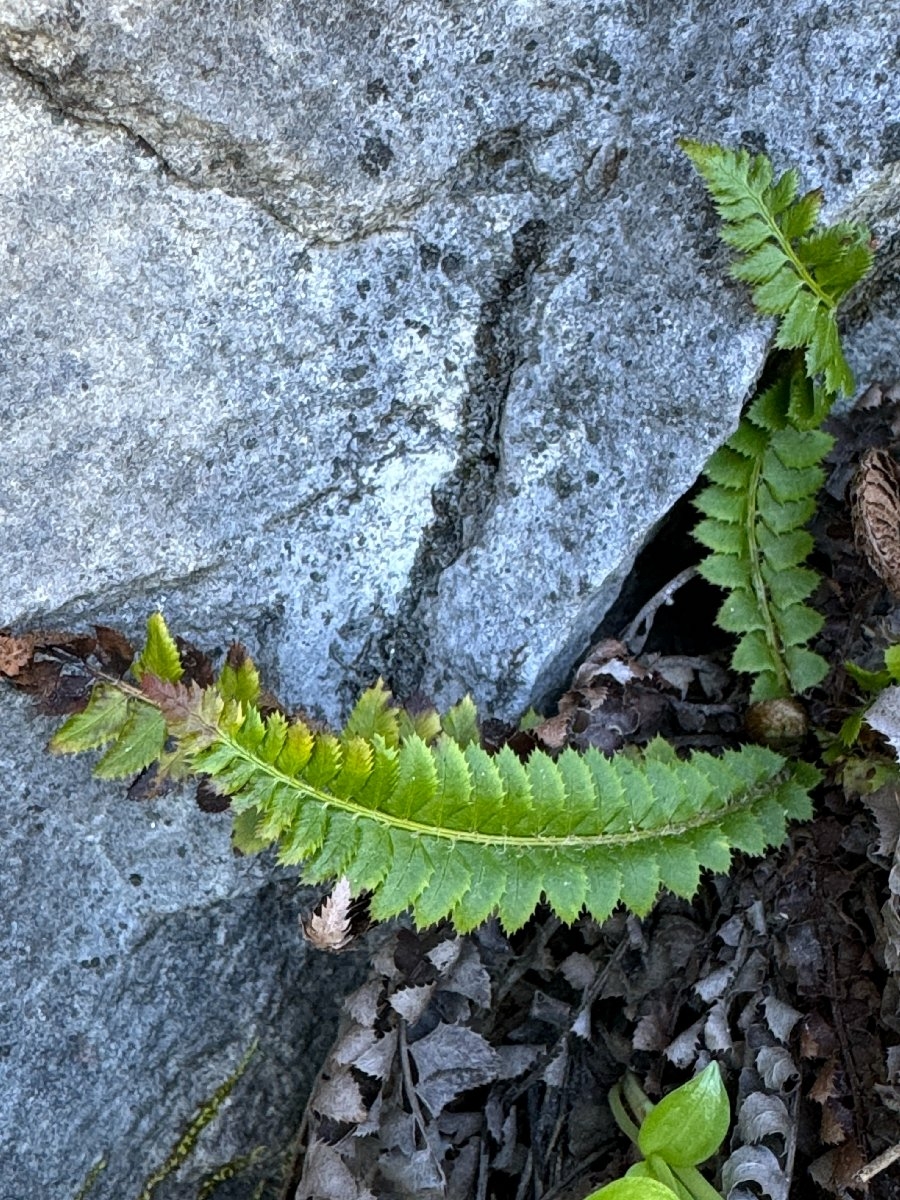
[680,140,872,399]
[51,616,819,933]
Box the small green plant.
[585,1063,730,1200]
[49,613,817,933]
[682,141,874,702]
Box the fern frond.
[50,616,819,933]
[683,141,873,701]
[680,140,872,399]
[694,373,832,700]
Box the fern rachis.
[49,614,819,934]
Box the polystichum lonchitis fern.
[682,141,874,701]
[50,614,819,934]
[693,376,833,700]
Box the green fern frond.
[680,140,872,399]
[683,141,873,701]
[694,372,832,700]
[51,615,819,934]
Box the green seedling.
[585,1063,730,1200]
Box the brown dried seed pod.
[745,697,808,749]
[850,448,900,598]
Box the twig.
[619,566,699,655]
[855,1141,900,1185]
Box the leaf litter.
[282,381,900,1200]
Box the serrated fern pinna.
[51,614,818,934]
[682,141,873,700]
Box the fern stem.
[744,451,791,697]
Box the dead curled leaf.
[302,877,359,953]
[850,448,900,597]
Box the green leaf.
[539,848,588,923]
[769,427,834,469]
[231,806,272,855]
[693,518,746,555]
[398,706,442,745]
[775,603,823,647]
[344,679,400,746]
[638,1062,730,1167]
[730,241,787,284]
[757,484,816,533]
[582,847,624,923]
[368,830,432,919]
[732,630,778,676]
[779,188,822,238]
[302,811,360,882]
[276,720,315,776]
[775,290,821,349]
[751,265,803,313]
[806,308,842,380]
[885,644,900,681]
[583,1180,680,1200]
[217,647,260,706]
[451,843,508,932]
[845,661,892,693]
[133,613,183,683]
[50,685,130,754]
[766,168,799,214]
[756,527,814,571]
[498,848,544,931]
[413,839,473,927]
[785,646,829,692]
[703,447,756,490]
[94,704,167,779]
[816,238,873,302]
[761,451,823,503]
[331,736,374,799]
[386,735,438,821]
[763,563,819,608]
[698,552,752,590]
[617,844,660,916]
[719,216,771,251]
[693,483,743,522]
[441,694,480,747]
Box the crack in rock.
[351,217,550,709]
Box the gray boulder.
[0,1,898,1196]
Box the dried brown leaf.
[174,635,215,688]
[195,776,230,813]
[93,625,135,675]
[408,1024,500,1114]
[0,632,35,677]
[300,1137,374,1200]
[810,1057,840,1105]
[389,984,434,1023]
[851,448,900,597]
[303,878,356,953]
[859,783,900,857]
[809,1143,866,1193]
[722,1144,789,1200]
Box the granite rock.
[0,0,898,1195]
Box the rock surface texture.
[1,1,898,1196]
